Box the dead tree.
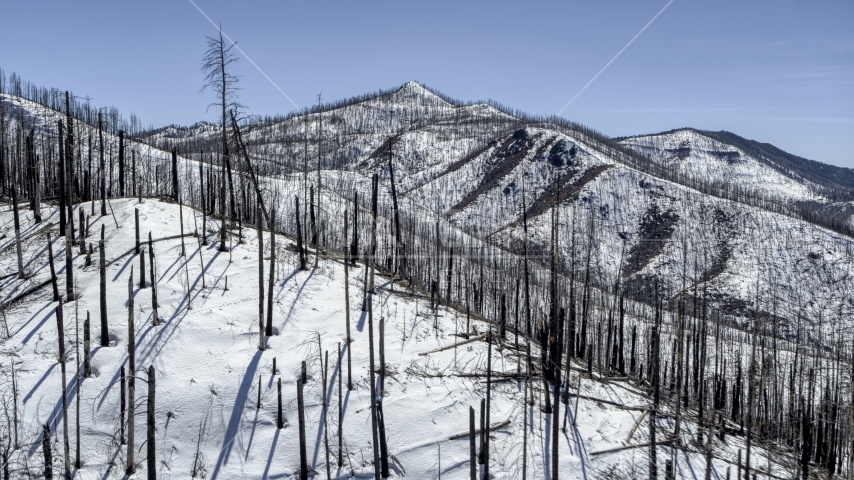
[470,406,476,480]
[344,209,353,390]
[63,94,75,244]
[295,196,306,270]
[199,158,208,245]
[127,267,136,475]
[84,311,91,377]
[42,424,52,480]
[338,342,343,466]
[297,376,308,480]
[147,366,155,480]
[171,147,179,202]
[118,130,125,196]
[99,112,106,216]
[149,232,158,326]
[350,192,358,267]
[649,286,662,480]
[257,209,265,351]
[58,120,66,235]
[65,222,74,300]
[387,140,404,278]
[99,226,109,346]
[47,233,59,301]
[266,208,275,337]
[121,366,126,445]
[368,173,382,480]
[323,350,331,479]
[55,297,71,479]
[277,378,283,429]
[11,185,23,279]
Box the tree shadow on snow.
[211,350,263,480]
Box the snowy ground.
[1,199,798,479]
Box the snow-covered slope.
[7,82,854,329]
[128,83,854,327]
[0,200,799,479]
[617,129,820,203]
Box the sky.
[1,1,852,167]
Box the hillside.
[1,79,851,479]
[0,199,800,479]
[133,82,854,328]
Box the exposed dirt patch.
[622,204,679,278]
[450,130,546,212]
[699,207,736,283]
[522,164,614,221]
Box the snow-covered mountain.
[135,82,854,329]
[2,79,851,479]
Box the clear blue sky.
[1,1,852,166]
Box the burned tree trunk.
[350,192,358,267]
[149,232,159,326]
[99,227,109,346]
[266,208,275,337]
[12,185,23,279]
[171,147,179,202]
[127,267,136,475]
[99,113,107,216]
[147,366,155,480]
[470,406,477,480]
[84,311,91,378]
[55,298,71,479]
[65,222,74,300]
[277,378,283,429]
[257,209,266,351]
[295,196,306,270]
[344,209,352,391]
[42,424,53,480]
[47,233,59,301]
[199,158,208,245]
[58,120,66,235]
[297,377,309,480]
[118,130,125,196]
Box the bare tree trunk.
[65,222,74,300]
[127,267,136,475]
[338,342,343,466]
[11,185,23,278]
[295,196,306,270]
[83,311,91,378]
[99,113,106,217]
[470,406,477,480]
[99,227,109,346]
[266,208,275,336]
[344,209,352,390]
[121,366,126,445]
[200,158,208,245]
[350,192,358,267]
[257,208,265,351]
[55,298,71,479]
[297,376,308,480]
[369,173,384,480]
[171,147,179,202]
[277,378,283,429]
[147,366,156,480]
[47,233,59,301]
[42,424,53,480]
[118,130,125,197]
[323,351,331,479]
[149,232,158,326]
[58,120,66,235]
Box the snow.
[0,199,795,478]
[618,129,821,203]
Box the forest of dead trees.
[1,66,854,480]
